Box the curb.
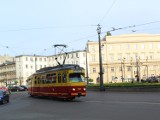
[87,87,160,92]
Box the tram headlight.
[83,88,86,91]
[72,88,76,91]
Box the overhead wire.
[0,25,95,33]
[99,0,117,24]
[1,20,160,56]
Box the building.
[87,34,160,83]
[0,61,16,86]
[15,50,86,85]
[0,55,14,64]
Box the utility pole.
[34,54,37,72]
[121,61,124,82]
[85,47,89,85]
[123,58,126,82]
[97,24,105,91]
[136,56,139,82]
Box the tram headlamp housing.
[72,88,76,91]
[83,88,86,91]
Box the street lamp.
[123,58,126,82]
[119,58,125,82]
[120,60,124,82]
[136,56,140,82]
[34,54,37,72]
[85,47,89,85]
[97,24,105,91]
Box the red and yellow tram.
[27,64,86,100]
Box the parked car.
[0,86,9,94]
[146,77,158,83]
[0,90,9,104]
[20,85,28,91]
[10,86,25,92]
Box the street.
[0,91,160,120]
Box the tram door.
[57,72,67,96]
[40,75,46,94]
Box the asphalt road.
[0,91,160,120]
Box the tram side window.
[52,73,57,83]
[62,73,67,83]
[38,77,40,84]
[58,73,61,83]
[42,79,45,84]
[34,80,37,85]
[34,76,37,85]
[41,75,46,84]
[46,74,52,84]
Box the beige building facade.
[87,34,160,83]
[0,61,16,86]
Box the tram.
[26,64,86,100]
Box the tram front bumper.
[71,92,86,97]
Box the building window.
[141,44,145,50]
[76,61,78,65]
[158,66,160,70]
[118,45,121,50]
[30,57,33,61]
[158,53,160,59]
[118,53,122,60]
[44,58,46,62]
[149,43,153,49]
[141,53,145,59]
[39,58,42,62]
[158,43,160,49]
[134,44,138,50]
[149,52,154,59]
[111,67,114,72]
[26,65,28,69]
[119,67,122,71]
[92,46,95,52]
[133,53,138,60]
[150,66,156,70]
[93,68,96,73]
[126,53,130,60]
[91,55,96,62]
[40,65,42,69]
[109,54,114,61]
[109,45,113,50]
[126,44,130,50]
[127,66,131,71]
[26,57,28,61]
[76,53,79,58]
[83,53,85,57]
[112,76,115,81]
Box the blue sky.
[0,0,160,56]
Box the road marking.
[83,100,160,105]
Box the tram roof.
[35,64,84,74]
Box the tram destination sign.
[74,70,82,73]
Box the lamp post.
[136,56,140,82]
[120,60,124,82]
[97,24,105,91]
[123,58,126,82]
[85,47,89,85]
[34,54,37,72]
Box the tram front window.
[69,73,84,82]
